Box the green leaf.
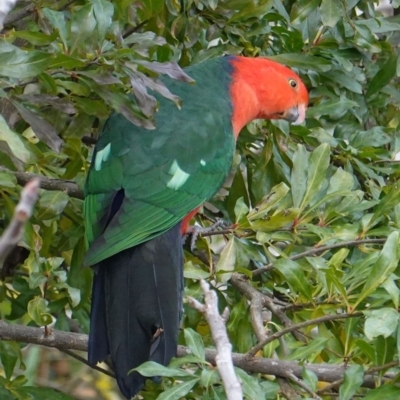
[320,0,343,27]
[157,379,199,400]
[367,54,397,98]
[364,308,399,340]
[235,368,265,399]
[69,4,97,55]
[227,298,254,353]
[42,8,68,50]
[215,237,236,283]
[91,0,114,42]
[291,144,308,208]
[355,232,399,309]
[184,328,205,361]
[0,115,30,164]
[0,341,22,380]
[93,84,154,129]
[248,182,290,221]
[302,367,318,392]
[300,143,330,211]
[375,335,394,367]
[327,168,354,194]
[136,60,195,83]
[234,197,249,222]
[27,297,53,326]
[0,386,14,400]
[287,337,329,360]
[0,45,50,79]
[367,185,400,230]
[228,0,273,22]
[339,365,364,400]
[0,171,17,188]
[183,261,210,280]
[307,98,359,118]
[12,101,63,152]
[37,191,70,220]
[261,380,280,399]
[12,31,58,46]
[132,361,191,377]
[268,53,332,72]
[200,368,220,388]
[290,0,320,23]
[363,385,400,400]
[274,259,313,300]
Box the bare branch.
[0,167,83,199]
[188,280,243,400]
[253,239,387,277]
[0,320,392,389]
[230,273,307,344]
[0,179,40,268]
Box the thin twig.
[282,370,323,400]
[61,349,115,378]
[366,360,399,375]
[188,280,243,400]
[122,19,150,39]
[316,378,343,395]
[0,167,83,199]
[246,312,363,358]
[0,178,40,268]
[253,239,387,276]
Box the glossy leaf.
[157,379,199,400]
[339,365,364,400]
[132,361,192,377]
[184,328,205,361]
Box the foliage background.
[2,0,400,398]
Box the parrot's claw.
[183,219,229,251]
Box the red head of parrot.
[229,57,309,136]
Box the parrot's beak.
[283,103,306,125]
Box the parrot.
[84,55,308,399]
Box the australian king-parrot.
[84,55,308,398]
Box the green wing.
[84,57,235,266]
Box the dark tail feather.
[88,266,110,364]
[88,224,183,399]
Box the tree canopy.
[1,0,400,399]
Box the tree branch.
[0,319,391,389]
[0,179,40,268]
[0,167,84,200]
[230,273,307,344]
[252,239,387,277]
[188,280,243,400]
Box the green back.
[84,57,235,266]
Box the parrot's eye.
[288,78,298,88]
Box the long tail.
[88,223,183,399]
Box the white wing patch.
[94,143,111,171]
[167,160,190,190]
[200,159,206,166]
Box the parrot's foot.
[183,219,229,251]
